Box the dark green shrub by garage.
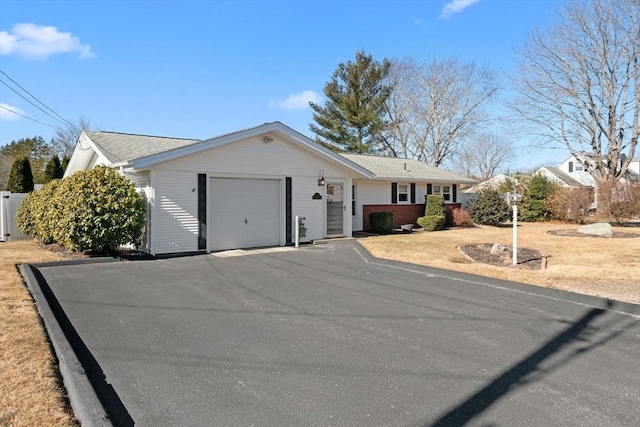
[32,179,64,244]
[17,166,146,252]
[417,194,445,231]
[16,190,37,237]
[59,166,146,252]
[369,212,394,234]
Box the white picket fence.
[0,191,28,242]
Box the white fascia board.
[64,131,109,177]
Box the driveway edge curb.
[19,263,112,427]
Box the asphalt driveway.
[25,240,640,426]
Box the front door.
[326,182,345,236]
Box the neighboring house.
[535,155,640,188]
[65,122,474,255]
[462,173,511,194]
[534,166,589,189]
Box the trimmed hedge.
[16,191,37,237]
[425,194,445,216]
[16,166,146,252]
[417,215,445,231]
[417,194,446,231]
[369,212,394,234]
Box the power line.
[0,70,73,128]
[0,104,56,128]
[0,78,69,127]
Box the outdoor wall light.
[263,136,274,143]
[318,170,325,186]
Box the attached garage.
[65,122,376,255]
[209,178,281,251]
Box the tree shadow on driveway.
[426,300,637,426]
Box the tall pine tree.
[309,50,391,154]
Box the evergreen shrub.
[16,166,146,252]
[417,215,445,231]
[8,157,34,193]
[519,175,557,222]
[16,191,36,236]
[467,189,510,226]
[43,155,64,183]
[369,212,394,234]
[417,194,446,231]
[58,166,146,252]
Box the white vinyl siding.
[147,135,358,254]
[150,171,199,254]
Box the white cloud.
[0,23,95,60]
[269,90,321,111]
[0,103,25,120]
[440,0,480,19]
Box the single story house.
[65,122,474,255]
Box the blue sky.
[0,0,566,170]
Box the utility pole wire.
[0,104,56,128]
[0,70,73,127]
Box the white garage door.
[210,178,281,251]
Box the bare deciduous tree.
[385,57,499,166]
[52,117,96,157]
[513,0,639,216]
[450,132,514,179]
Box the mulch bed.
[546,230,640,238]
[458,244,545,270]
[40,242,154,260]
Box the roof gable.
[128,122,373,177]
[536,167,586,187]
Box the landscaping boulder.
[577,222,614,237]
[490,243,509,256]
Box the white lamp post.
[504,191,523,266]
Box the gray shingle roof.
[86,131,201,163]
[340,154,475,183]
[542,167,586,187]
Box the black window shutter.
[427,183,432,195]
[286,177,292,244]
[452,184,457,203]
[391,182,398,204]
[197,174,207,250]
[410,183,416,203]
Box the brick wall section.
[363,204,424,230]
[362,203,462,230]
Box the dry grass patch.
[359,222,640,305]
[0,240,77,427]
